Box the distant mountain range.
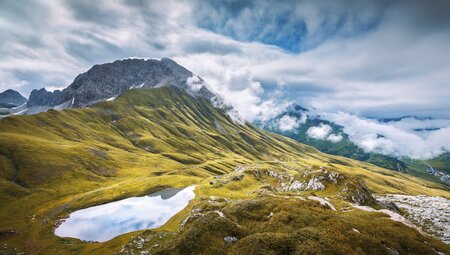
[255,105,450,185]
[7,58,215,116]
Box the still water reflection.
[55,186,195,242]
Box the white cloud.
[45,86,66,92]
[306,124,332,140]
[0,71,29,92]
[277,113,307,131]
[306,123,343,143]
[278,115,297,131]
[1,0,450,123]
[388,117,450,133]
[323,112,450,159]
[1,0,449,161]
[186,75,203,92]
[175,58,291,122]
[327,133,343,143]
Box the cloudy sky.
[1,0,450,158]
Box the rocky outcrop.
[27,58,215,109]
[375,194,450,245]
[0,89,27,108]
[277,167,343,192]
[27,88,63,107]
[340,178,376,205]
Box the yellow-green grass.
[155,195,450,255]
[0,87,448,254]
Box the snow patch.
[130,83,146,89]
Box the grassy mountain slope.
[257,113,450,185]
[0,87,449,254]
[276,118,407,171]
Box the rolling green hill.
[0,87,449,254]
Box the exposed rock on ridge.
[27,58,214,109]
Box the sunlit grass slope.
[0,86,449,254]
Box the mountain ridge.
[25,58,215,113]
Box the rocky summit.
[27,58,215,110]
[0,89,27,108]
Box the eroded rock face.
[27,58,215,109]
[27,88,62,107]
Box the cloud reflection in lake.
[55,186,195,242]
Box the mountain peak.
[0,89,27,108]
[25,58,215,114]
